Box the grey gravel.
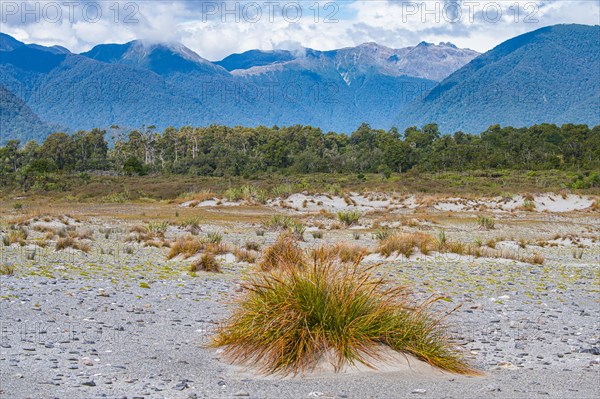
[1,211,599,399]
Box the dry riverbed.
[0,194,599,399]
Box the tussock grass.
[572,248,584,259]
[129,225,148,234]
[3,228,28,246]
[168,235,204,259]
[378,232,434,258]
[310,243,368,264]
[477,215,495,230]
[206,231,223,244]
[265,215,298,230]
[147,221,169,236]
[56,236,91,253]
[264,215,305,240]
[224,185,268,204]
[234,248,258,263]
[373,227,393,241]
[205,242,231,255]
[179,217,202,234]
[190,253,221,273]
[211,258,478,376]
[519,199,536,212]
[258,233,305,272]
[527,252,545,265]
[0,263,15,275]
[244,241,261,251]
[311,230,324,239]
[337,210,362,226]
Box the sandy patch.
[216,345,451,380]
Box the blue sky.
[0,1,598,60]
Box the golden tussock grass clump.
[167,235,204,259]
[205,242,231,255]
[32,224,60,235]
[378,232,434,257]
[190,253,221,273]
[3,228,28,247]
[56,236,91,253]
[211,257,479,376]
[129,225,148,234]
[258,233,305,272]
[311,243,369,264]
[145,240,170,248]
[244,241,260,251]
[526,252,545,265]
[234,248,258,263]
[0,263,16,275]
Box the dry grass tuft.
[234,248,258,263]
[0,263,16,275]
[258,233,305,272]
[56,236,91,253]
[211,258,479,376]
[310,243,368,264]
[190,253,221,272]
[3,228,28,246]
[378,232,433,257]
[168,235,204,259]
[527,252,545,265]
[337,210,362,226]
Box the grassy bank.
[1,169,598,203]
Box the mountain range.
[0,24,598,144]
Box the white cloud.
[0,0,597,59]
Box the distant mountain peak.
[82,39,226,75]
[439,42,458,49]
[216,48,296,71]
[0,32,24,51]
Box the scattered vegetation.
[258,233,305,272]
[3,228,28,246]
[572,248,584,259]
[337,210,362,226]
[168,236,204,259]
[56,236,91,253]
[477,215,495,230]
[206,231,223,244]
[378,232,433,258]
[190,253,221,273]
[264,215,305,240]
[234,248,258,264]
[373,227,393,241]
[310,230,324,239]
[0,263,16,275]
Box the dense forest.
[1,123,599,191]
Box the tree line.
[1,123,599,190]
